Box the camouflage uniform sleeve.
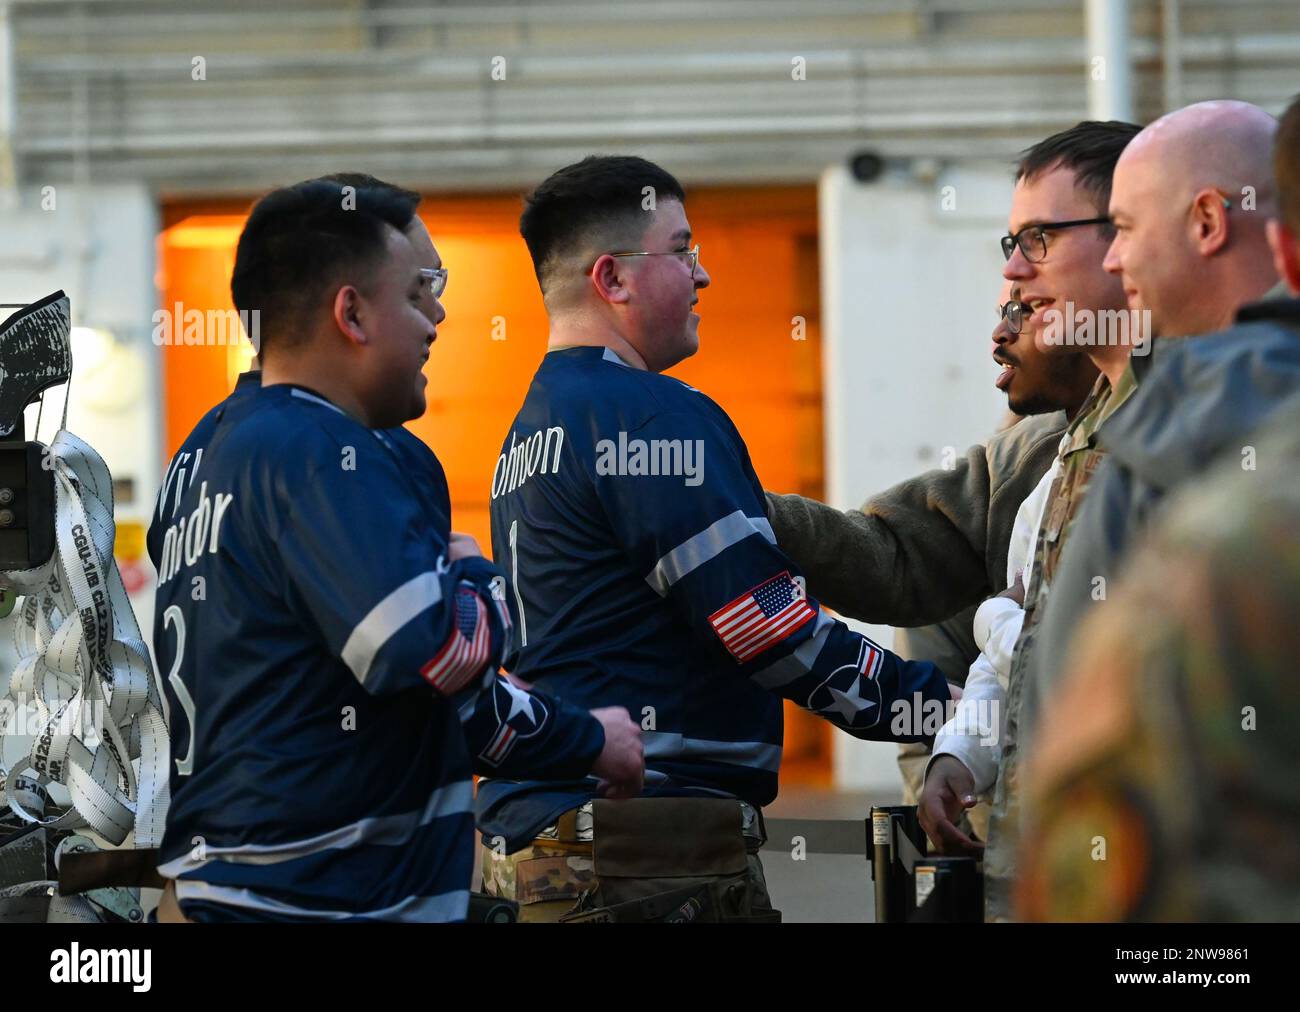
[1017,418,1300,921]
[1018,455,1138,751]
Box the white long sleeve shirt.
[928,451,1060,793]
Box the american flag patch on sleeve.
[422,586,490,695]
[708,571,816,663]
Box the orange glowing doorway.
[158,186,830,787]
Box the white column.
[0,1,16,209]
[1161,0,1184,113]
[1085,0,1135,122]
[818,162,1011,793]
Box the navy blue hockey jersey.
[148,378,603,921]
[482,346,951,848]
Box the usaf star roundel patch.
[807,641,883,731]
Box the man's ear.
[332,285,368,346]
[590,254,631,306]
[1191,188,1231,257]
[1267,218,1300,295]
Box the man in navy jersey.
[148,176,643,922]
[480,156,955,921]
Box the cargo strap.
[0,428,169,850]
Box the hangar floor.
[764,788,896,923]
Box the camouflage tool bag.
[483,796,780,923]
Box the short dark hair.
[1016,120,1144,221]
[1275,93,1300,234]
[520,155,686,292]
[231,176,421,350]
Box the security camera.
[849,151,886,183]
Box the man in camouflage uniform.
[764,127,1142,642]
[916,124,1141,910]
[768,127,1138,874]
[1017,402,1300,921]
[950,101,1285,920]
[977,365,1137,916]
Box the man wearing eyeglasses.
[759,121,1141,918]
[478,155,955,923]
[896,278,1098,849]
[965,103,1287,921]
[931,120,1154,920]
[148,175,642,922]
[767,122,1139,635]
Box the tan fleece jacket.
[764,411,1066,627]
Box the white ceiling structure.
[4,0,1299,195]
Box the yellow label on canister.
[915,865,936,905]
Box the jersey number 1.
[508,519,528,648]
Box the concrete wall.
[818,161,1014,793]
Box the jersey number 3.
[163,605,198,777]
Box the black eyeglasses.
[998,299,1031,334]
[1001,217,1110,263]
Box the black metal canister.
[868,805,927,923]
[911,856,983,923]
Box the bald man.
[1104,99,1281,338]
[1021,97,1300,771]
[972,101,1293,920]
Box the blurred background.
[1,0,1296,818]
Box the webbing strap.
[1,430,169,850]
